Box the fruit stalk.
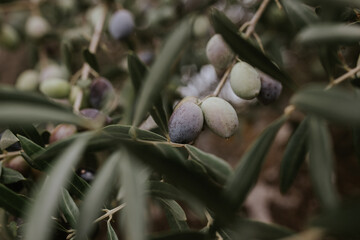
[244,0,271,38]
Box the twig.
[0,151,22,160]
[244,0,271,38]
[212,61,236,97]
[326,64,360,90]
[93,203,126,223]
[253,32,265,53]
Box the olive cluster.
[168,33,283,144]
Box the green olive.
[40,78,71,99]
[15,70,39,91]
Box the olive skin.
[39,78,71,99]
[206,34,234,76]
[76,168,95,183]
[89,77,114,109]
[49,124,77,144]
[80,108,112,125]
[257,74,282,105]
[200,97,238,138]
[25,15,50,39]
[108,9,135,40]
[15,70,39,91]
[168,101,204,144]
[230,61,261,100]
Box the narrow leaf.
[9,124,44,147]
[185,145,233,184]
[281,0,318,30]
[0,167,25,184]
[308,116,339,210]
[148,181,184,201]
[280,117,309,193]
[297,24,360,46]
[76,151,121,239]
[107,222,119,240]
[225,116,286,211]
[61,40,73,72]
[158,198,188,231]
[0,183,30,217]
[132,17,193,126]
[59,189,79,229]
[0,130,18,150]
[18,135,44,159]
[83,49,99,72]
[210,9,297,91]
[23,135,89,240]
[291,84,360,126]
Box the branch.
[326,64,360,90]
[244,0,271,38]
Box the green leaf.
[18,135,44,159]
[225,218,294,240]
[281,0,318,30]
[185,145,233,184]
[148,181,184,201]
[0,130,18,150]
[118,149,149,240]
[310,199,360,238]
[150,231,207,240]
[225,116,286,211]
[83,48,99,72]
[132,17,193,127]
[280,117,309,194]
[9,124,44,147]
[210,9,297,91]
[76,151,121,239]
[107,221,119,240]
[23,135,89,240]
[59,189,79,229]
[308,116,339,210]
[0,183,30,217]
[127,53,169,134]
[157,198,188,231]
[318,46,341,78]
[291,84,360,126]
[0,167,25,184]
[61,40,73,73]
[297,24,360,46]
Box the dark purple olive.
[76,168,95,183]
[80,108,112,124]
[137,50,154,66]
[108,9,135,40]
[89,77,114,109]
[257,74,282,105]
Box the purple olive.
[89,77,115,109]
[80,108,112,124]
[257,74,282,105]
[76,168,95,183]
[108,9,135,40]
[168,101,204,144]
[49,124,77,144]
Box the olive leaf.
[0,129,18,150]
[157,198,189,231]
[59,189,79,229]
[0,183,30,217]
[0,167,25,184]
[107,221,119,240]
[281,0,319,30]
[83,48,100,72]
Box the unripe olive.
[193,15,210,38]
[206,34,234,76]
[0,24,20,49]
[25,15,50,39]
[86,5,106,28]
[168,101,204,144]
[39,78,71,99]
[15,70,39,91]
[200,97,238,138]
[40,64,69,82]
[49,124,77,144]
[257,74,282,105]
[230,61,261,100]
[89,77,115,109]
[108,9,135,40]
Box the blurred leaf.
[132,17,193,127]
[280,117,309,194]
[118,149,149,240]
[185,145,233,184]
[158,198,188,231]
[318,46,341,78]
[0,183,30,217]
[308,116,339,210]
[281,0,319,30]
[148,181,184,201]
[225,218,294,240]
[23,135,89,240]
[0,167,25,184]
[297,24,360,46]
[10,124,44,147]
[210,9,297,91]
[61,40,73,73]
[311,199,360,238]
[127,53,168,134]
[303,0,360,9]
[76,151,121,239]
[291,84,360,126]
[0,130,18,150]
[353,128,360,164]
[83,49,99,72]
[150,231,207,240]
[59,189,79,229]
[225,116,286,211]
[107,221,119,240]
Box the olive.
[25,15,50,39]
[49,124,77,144]
[76,168,95,183]
[15,70,39,91]
[89,77,115,109]
[206,34,234,76]
[39,78,71,99]
[200,97,238,138]
[108,9,135,40]
[168,101,204,143]
[0,24,20,49]
[3,155,30,177]
[80,108,112,125]
[257,74,282,105]
[230,61,261,100]
[40,64,69,82]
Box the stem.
[93,203,126,223]
[244,0,271,38]
[326,64,360,90]
[212,61,236,97]
[0,151,22,160]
